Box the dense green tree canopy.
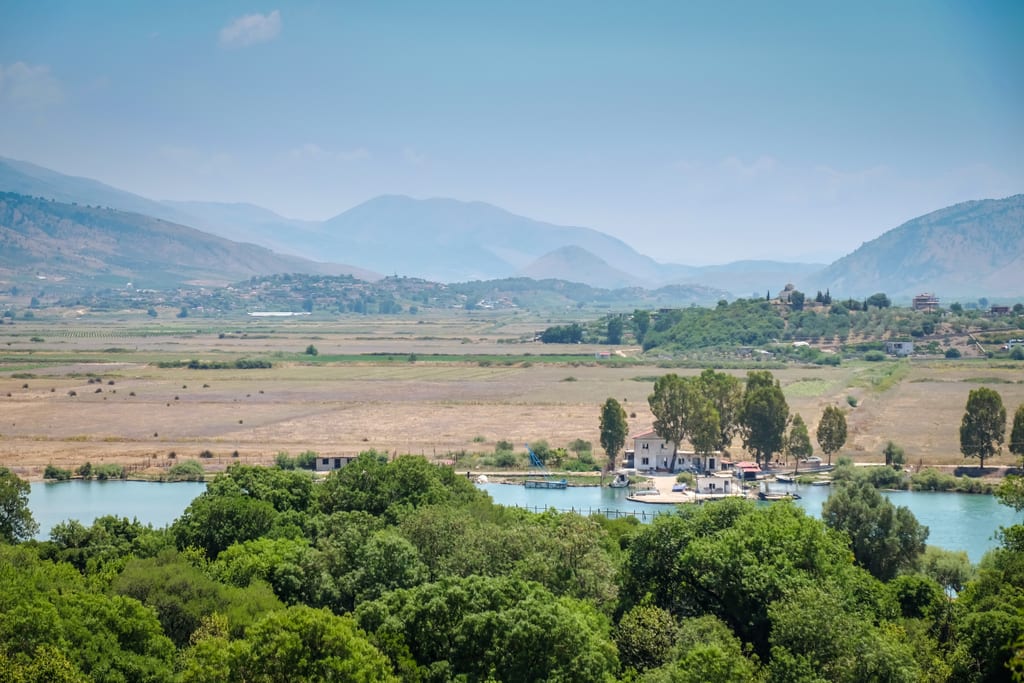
[822,479,929,581]
[355,575,619,682]
[621,497,862,658]
[171,493,277,559]
[314,453,483,519]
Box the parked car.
[801,456,823,465]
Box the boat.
[523,444,567,489]
[775,474,795,483]
[608,471,631,488]
[671,482,688,492]
[524,478,568,489]
[810,479,832,486]
[758,491,801,501]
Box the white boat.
[609,471,631,488]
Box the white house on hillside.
[632,430,727,473]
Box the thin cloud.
[288,144,370,162]
[403,147,427,167]
[0,62,63,107]
[720,155,777,178]
[219,10,281,48]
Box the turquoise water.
[478,482,1022,564]
[30,480,207,536]
[27,479,1021,563]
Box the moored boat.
[609,471,631,488]
[758,491,801,501]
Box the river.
[28,479,1021,564]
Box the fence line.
[502,503,671,521]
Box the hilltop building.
[912,293,940,312]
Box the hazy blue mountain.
[160,200,325,259]
[0,193,369,290]
[319,195,699,284]
[520,245,643,289]
[809,195,1024,299]
[0,156,195,225]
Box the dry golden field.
[1,312,1022,479]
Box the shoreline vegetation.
[37,456,1004,496]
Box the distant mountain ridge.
[810,195,1024,298]
[0,156,814,292]
[1,155,1020,298]
[0,193,371,289]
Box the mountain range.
[0,155,1021,299]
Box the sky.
[1,1,1022,265]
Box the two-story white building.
[631,430,726,473]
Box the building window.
[641,457,650,465]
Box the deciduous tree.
[0,467,38,543]
[740,371,789,466]
[960,387,1006,469]
[649,374,689,468]
[817,405,848,466]
[822,479,928,581]
[695,369,743,451]
[883,441,905,468]
[785,413,813,463]
[599,397,629,471]
[1010,404,1024,459]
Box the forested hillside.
[2,456,1022,681]
[543,296,1024,360]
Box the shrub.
[564,458,600,472]
[166,459,205,482]
[864,466,907,490]
[495,440,514,453]
[75,462,93,478]
[295,451,318,470]
[1011,346,1024,360]
[945,348,962,359]
[94,463,125,480]
[199,449,214,459]
[275,452,296,470]
[846,395,858,408]
[305,344,318,356]
[493,451,519,468]
[864,350,886,362]
[43,464,71,481]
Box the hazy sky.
[2,1,1021,264]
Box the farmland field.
[1,312,1023,479]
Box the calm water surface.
[30,480,207,537]
[478,482,1022,564]
[27,479,1021,564]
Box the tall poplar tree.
[599,397,629,471]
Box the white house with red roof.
[631,430,727,474]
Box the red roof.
[735,461,761,470]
